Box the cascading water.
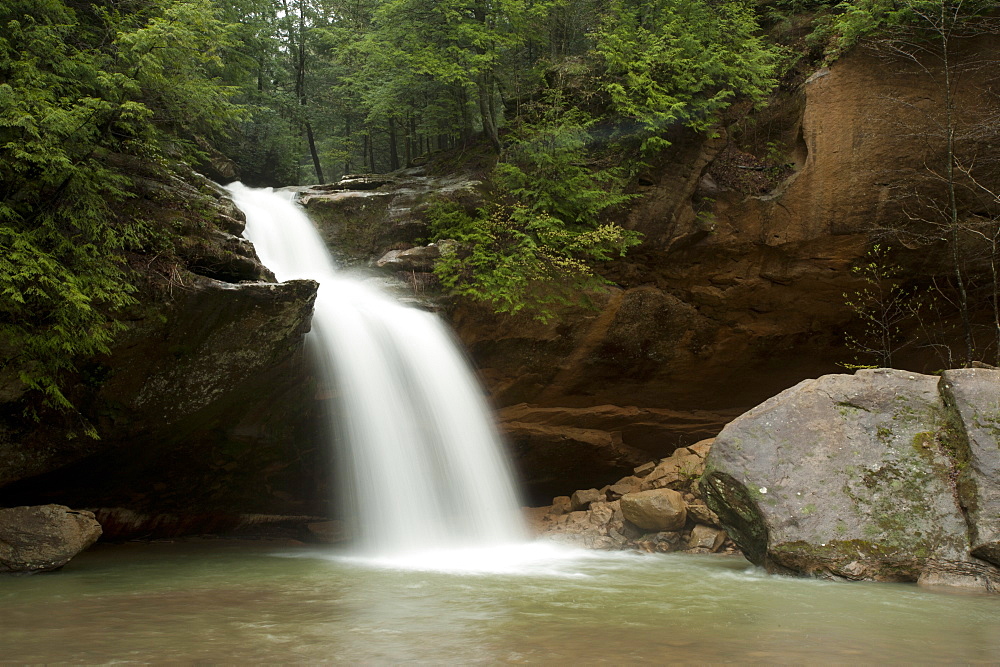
[225,183,527,559]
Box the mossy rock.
[703,368,1000,591]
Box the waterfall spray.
[225,183,526,557]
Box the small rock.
[375,244,441,272]
[633,461,657,477]
[642,472,683,491]
[686,501,721,527]
[620,488,687,531]
[607,476,643,499]
[645,454,704,483]
[550,496,572,516]
[688,524,727,552]
[635,531,684,553]
[571,488,603,511]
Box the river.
[3,540,999,663]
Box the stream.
[3,540,999,663]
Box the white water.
[224,183,527,559]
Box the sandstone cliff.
[303,39,999,502]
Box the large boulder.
[702,368,1000,592]
[940,369,1000,567]
[0,505,102,573]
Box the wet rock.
[301,172,481,264]
[620,488,687,532]
[939,369,1000,567]
[375,244,442,272]
[688,524,726,552]
[635,531,684,553]
[0,505,101,573]
[102,277,317,429]
[702,369,1000,591]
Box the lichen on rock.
[702,368,1000,592]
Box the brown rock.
[686,501,721,527]
[633,461,657,477]
[620,489,687,531]
[570,488,602,512]
[635,530,685,553]
[607,476,643,499]
[550,496,572,516]
[688,524,726,552]
[0,505,102,573]
[687,439,714,459]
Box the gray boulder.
[940,369,1000,566]
[0,505,102,573]
[702,368,1000,591]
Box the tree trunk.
[294,0,323,183]
[305,121,324,184]
[388,117,400,171]
[477,73,501,152]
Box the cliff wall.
[305,41,999,502]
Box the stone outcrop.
[0,505,102,573]
[300,169,481,265]
[528,440,736,555]
[701,368,1000,592]
[0,166,328,532]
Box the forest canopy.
[6,0,993,411]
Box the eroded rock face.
[0,168,328,532]
[701,368,1000,592]
[0,505,101,573]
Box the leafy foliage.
[429,201,641,320]
[841,246,921,369]
[0,0,242,417]
[592,0,781,153]
[428,97,641,319]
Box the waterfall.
[225,183,527,557]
